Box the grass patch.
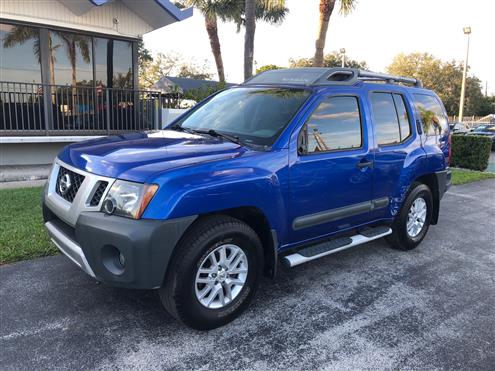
[0,187,57,265]
[451,168,495,185]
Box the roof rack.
[243,67,422,88]
[357,70,422,88]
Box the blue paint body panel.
[57,82,450,253]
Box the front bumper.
[43,193,196,289]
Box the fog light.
[101,245,125,275]
[118,252,125,267]
[102,198,116,215]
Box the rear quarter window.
[413,94,448,136]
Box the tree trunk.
[204,13,225,83]
[314,0,336,67]
[244,0,256,80]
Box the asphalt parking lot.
[1,179,494,370]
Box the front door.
[288,94,374,245]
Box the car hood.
[57,130,246,182]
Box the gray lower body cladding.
[42,195,196,289]
[436,169,452,199]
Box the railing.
[0,82,164,136]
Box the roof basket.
[243,67,422,88]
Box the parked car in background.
[467,124,495,150]
[42,68,451,330]
[449,122,469,134]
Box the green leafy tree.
[139,52,213,89]
[314,0,355,67]
[290,51,367,69]
[256,64,283,74]
[387,52,491,116]
[137,39,153,88]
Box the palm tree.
[244,0,256,80]
[182,0,239,83]
[314,0,355,67]
[230,0,286,80]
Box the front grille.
[55,167,85,203]
[90,181,108,206]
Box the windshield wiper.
[170,124,197,135]
[194,129,243,146]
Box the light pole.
[458,26,471,123]
[340,48,346,68]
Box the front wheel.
[159,215,263,330]
[386,182,433,251]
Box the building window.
[48,30,93,86]
[303,96,362,153]
[0,23,42,83]
[94,37,108,87]
[112,40,133,88]
[94,38,133,89]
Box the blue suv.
[42,68,451,329]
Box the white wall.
[1,0,151,38]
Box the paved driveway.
[1,180,495,370]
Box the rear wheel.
[386,182,433,251]
[159,215,263,330]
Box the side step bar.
[282,226,392,268]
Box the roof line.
[87,0,193,21]
[153,0,193,21]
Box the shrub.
[451,134,492,171]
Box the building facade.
[0,0,192,165]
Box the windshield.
[173,87,310,146]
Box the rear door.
[368,90,420,219]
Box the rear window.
[413,94,448,136]
[370,92,412,146]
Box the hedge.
[451,134,492,171]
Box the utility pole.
[340,48,346,68]
[458,26,471,123]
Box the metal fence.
[0,82,164,136]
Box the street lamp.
[340,48,346,68]
[458,26,471,123]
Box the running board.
[282,226,392,268]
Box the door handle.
[357,159,373,169]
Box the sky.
[144,0,495,95]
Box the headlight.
[102,180,158,219]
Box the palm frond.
[339,0,356,15]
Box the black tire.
[159,215,263,330]
[386,182,433,251]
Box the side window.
[413,94,448,136]
[370,92,412,145]
[370,93,401,145]
[302,96,362,154]
[393,94,411,140]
